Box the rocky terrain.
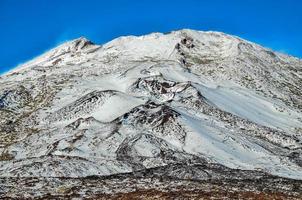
[0,29,301,199]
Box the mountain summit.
[1,29,302,198]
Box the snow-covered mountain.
[0,29,302,198]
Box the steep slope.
[0,29,302,198]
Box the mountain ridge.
[3,29,301,77]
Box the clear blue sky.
[0,0,301,74]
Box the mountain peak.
[71,36,94,46]
[59,36,95,52]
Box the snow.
[92,93,145,122]
[193,83,302,135]
[178,108,302,179]
[1,29,302,181]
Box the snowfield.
[0,29,302,197]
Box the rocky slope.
[0,29,302,198]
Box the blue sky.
[0,0,301,74]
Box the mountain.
[0,29,302,199]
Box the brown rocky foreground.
[1,175,301,199]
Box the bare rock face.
[0,29,302,198]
